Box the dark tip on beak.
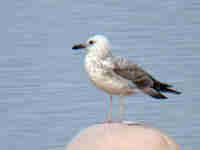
[72,43,87,50]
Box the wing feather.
[112,56,154,89]
[109,56,181,99]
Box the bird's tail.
[153,80,181,95]
[143,88,168,99]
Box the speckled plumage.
[72,35,181,121]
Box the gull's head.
[72,35,111,57]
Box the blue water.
[3,0,200,150]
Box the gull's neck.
[87,46,112,60]
[86,51,112,61]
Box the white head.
[72,35,111,58]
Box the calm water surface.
[3,0,200,150]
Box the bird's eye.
[89,40,94,45]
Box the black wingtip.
[143,88,168,99]
[151,92,168,99]
[152,80,182,95]
[162,87,182,95]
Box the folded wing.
[111,56,181,99]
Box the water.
[3,0,200,149]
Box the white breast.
[84,54,134,95]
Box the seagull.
[72,35,181,122]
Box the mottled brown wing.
[112,56,154,89]
[111,56,180,99]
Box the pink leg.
[108,95,112,121]
[101,95,124,124]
